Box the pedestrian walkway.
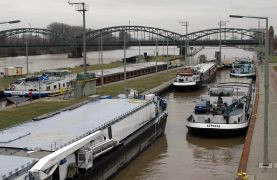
[247,64,277,179]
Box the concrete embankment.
[142,78,174,95]
[237,64,277,180]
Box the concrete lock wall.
[74,79,96,98]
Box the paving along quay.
[1,1,277,180]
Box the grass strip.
[0,98,85,130]
[97,69,178,96]
[269,56,277,63]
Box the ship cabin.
[176,67,200,83]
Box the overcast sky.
[1,0,276,34]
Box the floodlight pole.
[166,36,169,70]
[179,21,189,65]
[218,20,229,66]
[68,1,88,74]
[230,14,269,166]
[26,41,29,75]
[156,36,158,72]
[100,35,104,87]
[123,30,127,91]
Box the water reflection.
[186,135,244,179]
[113,135,168,180]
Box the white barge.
[186,78,255,136]
[173,63,217,89]
[4,70,76,98]
[0,94,167,180]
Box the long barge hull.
[96,64,168,85]
[77,113,167,180]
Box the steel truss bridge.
[0,25,264,48]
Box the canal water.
[0,47,254,179]
[114,69,246,180]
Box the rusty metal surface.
[237,67,260,180]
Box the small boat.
[173,63,217,89]
[4,70,76,98]
[230,58,256,79]
[186,78,255,136]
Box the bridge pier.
[179,47,187,56]
[269,26,274,55]
[68,46,82,58]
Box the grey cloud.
[0,0,276,33]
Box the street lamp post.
[166,36,169,70]
[26,41,29,75]
[180,36,183,56]
[98,37,101,65]
[218,20,229,66]
[179,21,189,65]
[25,23,31,75]
[123,30,127,92]
[155,36,158,72]
[68,1,89,74]
[98,32,104,87]
[139,39,141,57]
[230,14,269,167]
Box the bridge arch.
[79,25,182,42]
[0,28,71,44]
[184,28,264,41]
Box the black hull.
[187,126,248,137]
[76,114,167,180]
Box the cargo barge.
[4,70,76,98]
[186,78,255,137]
[0,93,167,180]
[172,63,217,90]
[94,62,168,85]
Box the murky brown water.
[114,70,245,180]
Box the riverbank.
[0,67,179,130]
[238,63,277,179]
